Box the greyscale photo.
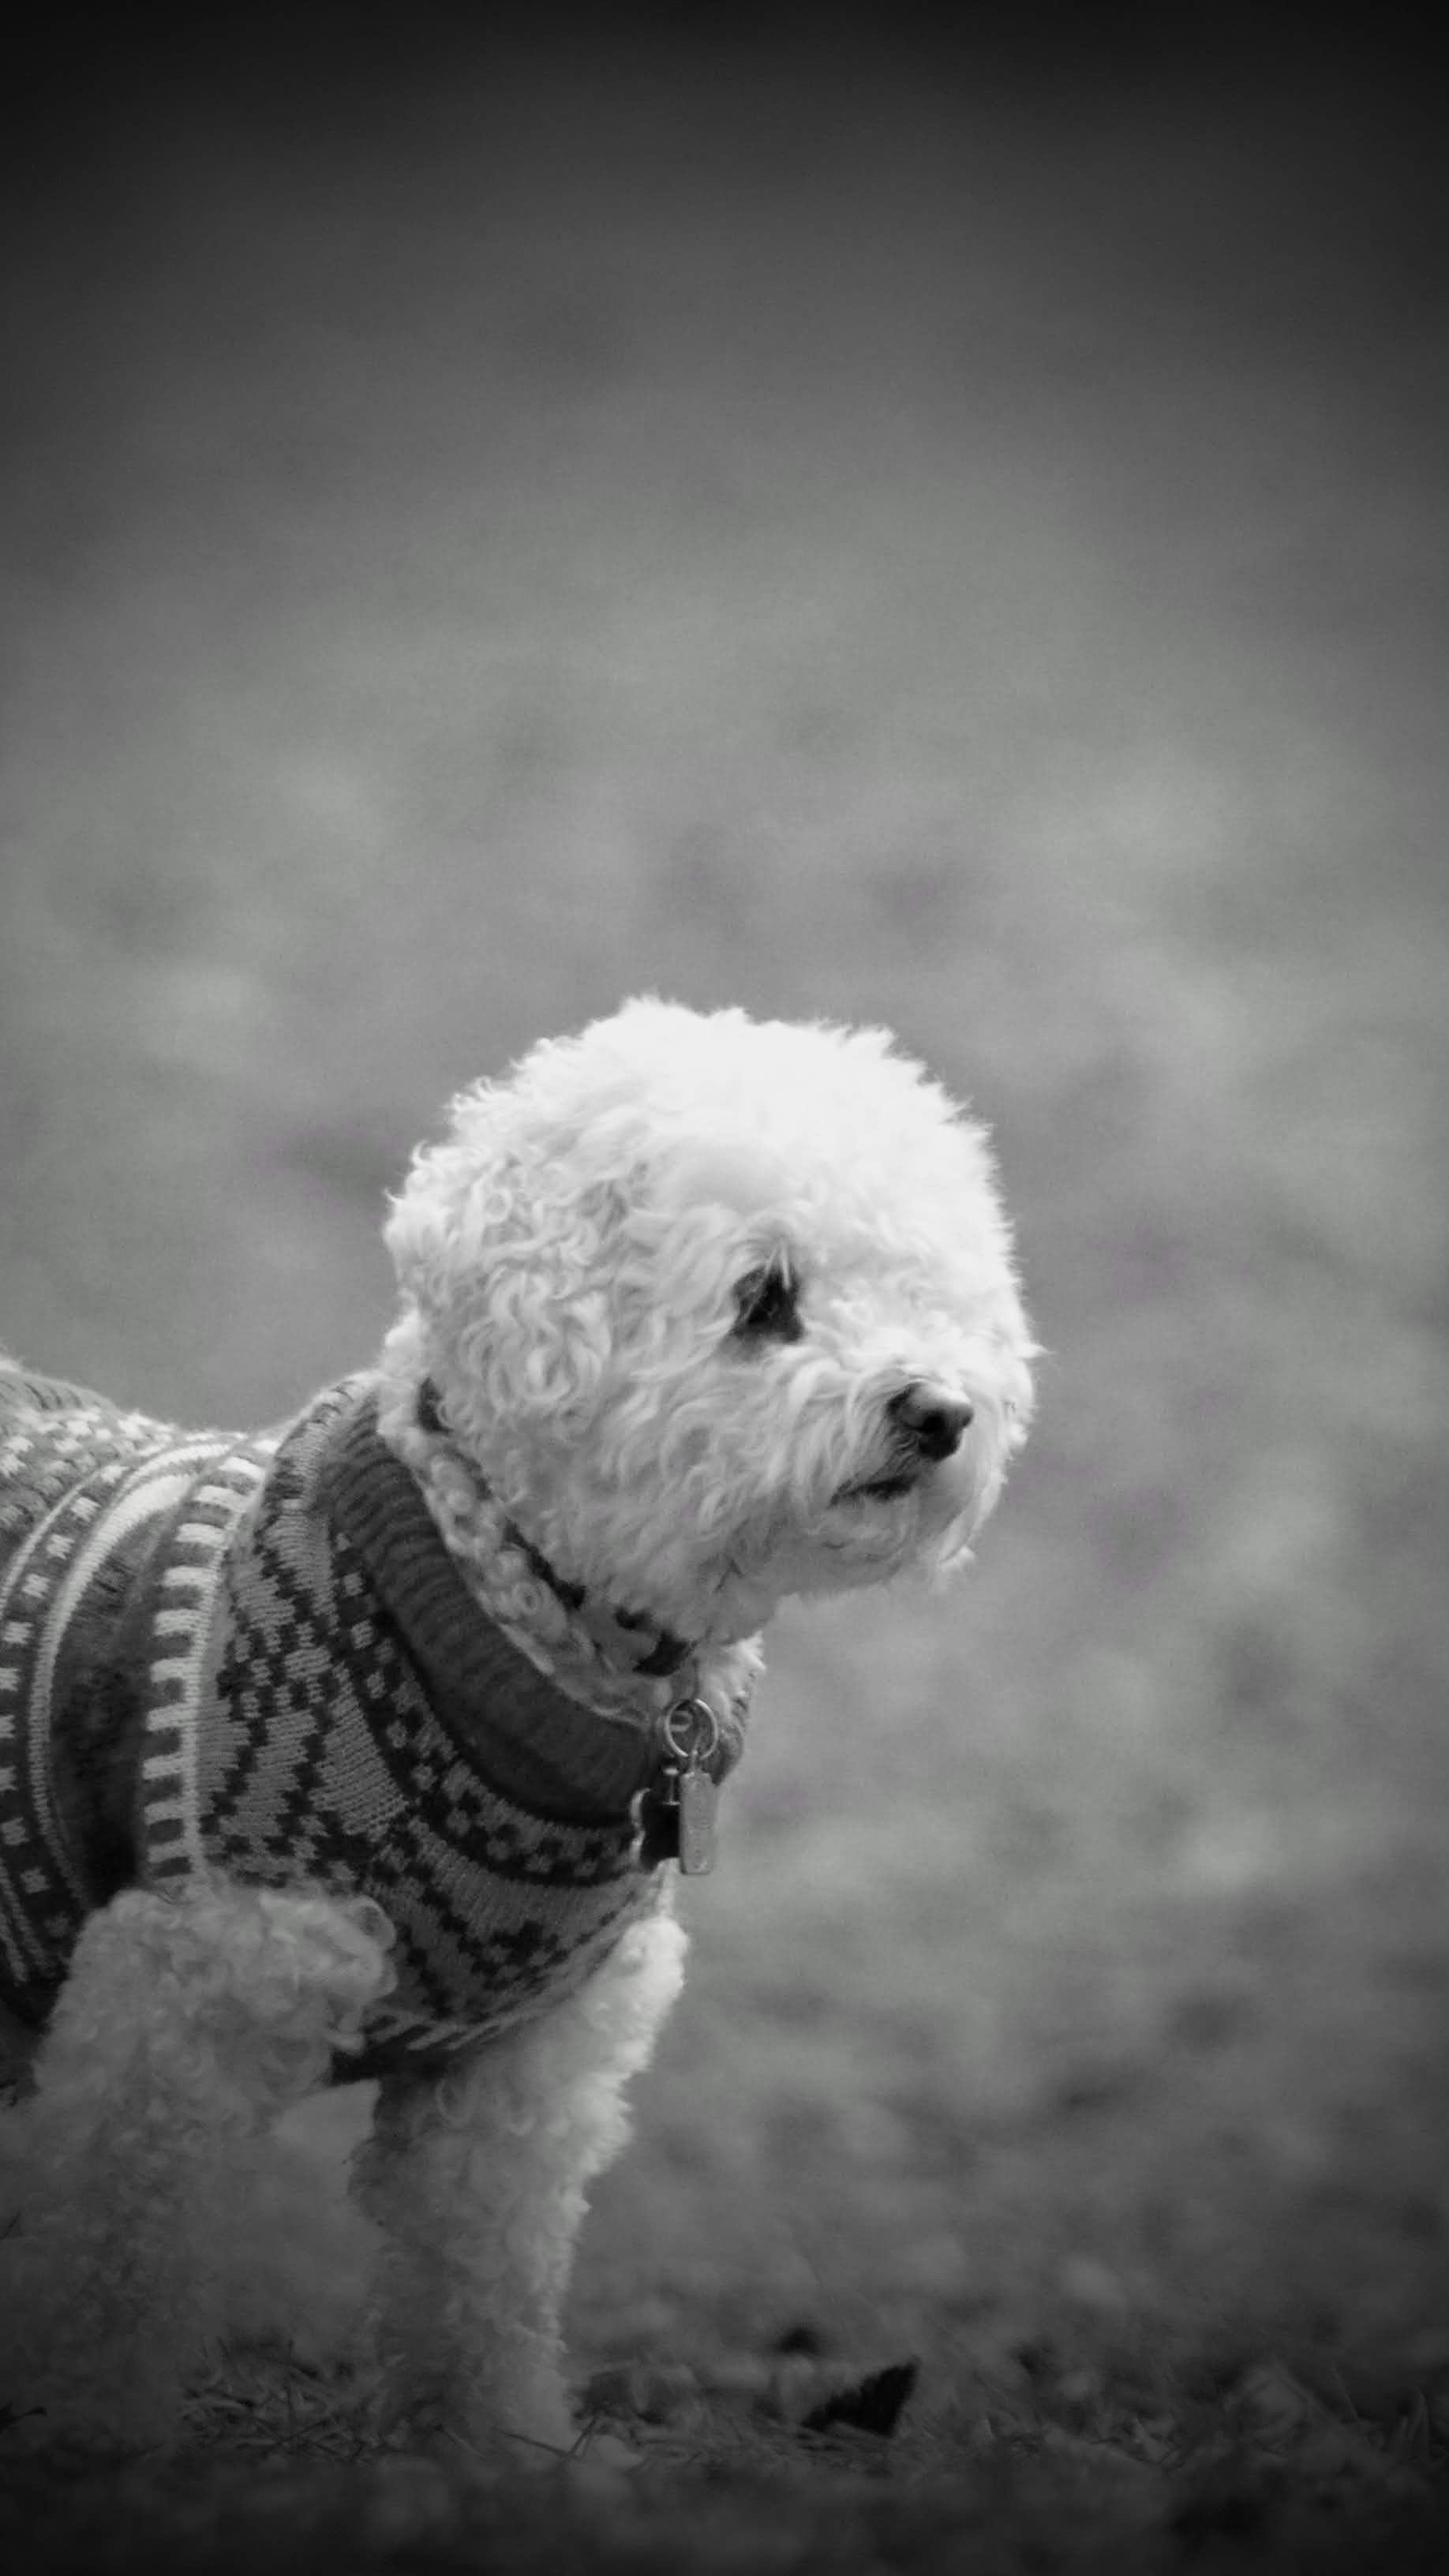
[2,15,1445,2570]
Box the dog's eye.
[733,1260,803,1342]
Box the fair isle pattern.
[141,1440,278,1885]
[183,1394,660,2060]
[2,1368,674,2073]
[0,1375,206,2020]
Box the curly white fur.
[2,1882,395,2449]
[355,1912,686,2455]
[0,997,1033,2461]
[380,998,1033,1651]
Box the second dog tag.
[677,1767,717,1875]
[637,1775,681,1868]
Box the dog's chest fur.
[0,1368,683,2082]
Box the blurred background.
[2,15,1446,2397]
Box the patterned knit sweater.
[0,1366,744,2084]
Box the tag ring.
[662,1696,720,1767]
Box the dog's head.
[384,998,1035,1642]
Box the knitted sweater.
[0,1366,743,2082]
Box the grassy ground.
[2,24,1447,2567]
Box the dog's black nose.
[889,1383,975,1460]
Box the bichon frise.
[0,997,1034,2456]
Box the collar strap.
[417,1378,694,1679]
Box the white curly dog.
[0,998,1033,2458]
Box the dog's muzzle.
[836,1379,975,1501]
[888,1381,974,1458]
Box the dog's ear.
[384,1103,616,1443]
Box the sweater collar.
[308,1383,668,1824]
[414,1376,695,1681]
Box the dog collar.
[415,1378,695,1681]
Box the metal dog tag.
[677,1767,717,1875]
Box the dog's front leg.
[356,1906,686,2463]
[0,1878,394,2451]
